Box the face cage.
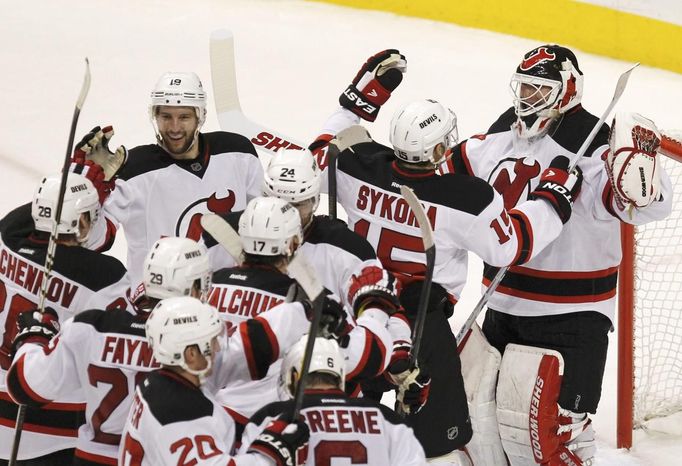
[510,74,562,118]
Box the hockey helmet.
[278,335,345,400]
[31,173,100,244]
[389,99,458,165]
[143,237,212,302]
[263,148,321,210]
[510,44,584,139]
[146,296,224,381]
[239,197,302,257]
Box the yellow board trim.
[311,0,682,74]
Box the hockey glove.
[395,362,431,415]
[399,281,454,319]
[529,155,583,224]
[249,418,310,466]
[607,112,662,208]
[347,265,402,317]
[339,49,406,122]
[11,307,60,357]
[318,296,353,342]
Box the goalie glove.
[530,155,583,224]
[607,111,662,208]
[339,49,407,122]
[248,418,310,466]
[11,307,60,357]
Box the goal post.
[617,133,682,449]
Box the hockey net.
[617,130,682,448]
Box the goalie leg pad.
[496,344,569,465]
[459,323,506,466]
[426,448,473,466]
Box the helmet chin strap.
[181,352,213,385]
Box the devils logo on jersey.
[520,46,556,71]
[488,157,542,209]
[175,190,236,240]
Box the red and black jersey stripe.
[346,326,388,381]
[240,317,279,380]
[483,265,618,303]
[0,391,84,438]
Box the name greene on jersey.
[303,407,384,435]
[356,185,437,229]
[100,335,160,370]
[0,248,78,307]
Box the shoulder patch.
[306,216,377,261]
[73,309,146,337]
[204,131,258,158]
[551,107,610,155]
[118,144,174,181]
[141,371,214,426]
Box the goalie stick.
[200,210,325,420]
[455,63,639,345]
[9,58,91,466]
[398,186,435,363]
[209,29,306,159]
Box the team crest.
[520,46,556,71]
[175,189,236,240]
[488,157,542,209]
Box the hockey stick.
[327,147,338,219]
[9,58,91,466]
[200,213,243,265]
[209,29,306,157]
[399,186,436,363]
[454,63,639,345]
[286,254,326,420]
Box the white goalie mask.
[278,336,345,400]
[263,148,321,211]
[389,99,459,166]
[146,296,224,383]
[510,44,584,140]
[31,173,100,244]
[149,72,207,149]
[143,237,211,302]
[239,197,303,257]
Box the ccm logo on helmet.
[419,113,439,129]
[520,47,556,71]
[70,183,89,193]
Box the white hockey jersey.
[208,264,392,424]
[0,203,131,461]
[87,132,263,286]
[442,107,673,320]
[7,302,312,464]
[118,370,271,466]
[315,108,567,302]
[240,389,427,466]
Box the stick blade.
[288,254,324,300]
[210,29,241,113]
[200,213,243,264]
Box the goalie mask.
[146,296,224,383]
[143,237,211,302]
[510,45,584,139]
[239,197,303,257]
[389,99,458,166]
[149,71,207,152]
[278,335,345,400]
[32,173,100,244]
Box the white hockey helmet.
[263,148,321,210]
[278,336,345,400]
[510,44,584,139]
[143,237,211,301]
[146,296,224,381]
[389,99,458,165]
[239,197,302,257]
[31,173,100,243]
[149,71,207,125]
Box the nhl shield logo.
[447,426,459,440]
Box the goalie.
[455,44,672,466]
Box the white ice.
[1,1,681,464]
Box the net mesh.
[633,137,682,427]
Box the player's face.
[292,197,316,229]
[155,106,199,157]
[519,83,554,111]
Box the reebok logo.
[546,170,556,177]
[391,182,402,189]
[419,113,439,129]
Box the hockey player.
[0,173,131,465]
[80,71,263,286]
[307,49,584,464]
[439,45,673,465]
[118,296,309,466]
[240,336,427,466]
[210,196,398,425]
[5,237,314,465]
